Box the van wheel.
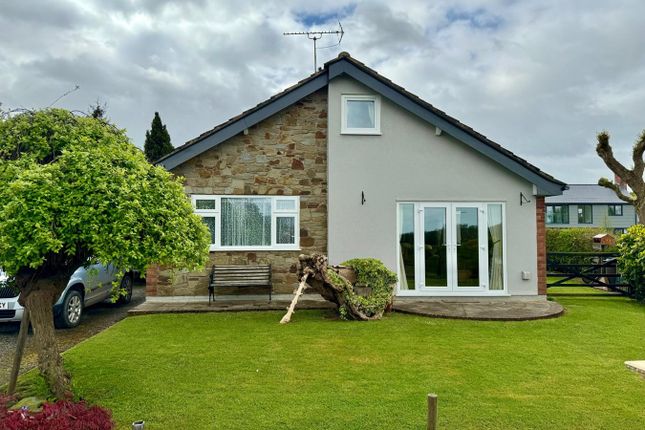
[117,274,133,305]
[55,290,83,328]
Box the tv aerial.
[284,22,344,72]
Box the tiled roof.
[546,184,627,204]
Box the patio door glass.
[399,202,503,294]
[422,206,449,288]
[455,206,480,288]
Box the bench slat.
[209,264,272,303]
[213,280,270,285]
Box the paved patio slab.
[129,299,334,316]
[130,296,564,321]
[625,361,645,376]
[393,298,564,321]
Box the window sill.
[209,245,301,252]
[341,129,382,136]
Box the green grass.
[55,293,645,429]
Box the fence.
[546,252,632,296]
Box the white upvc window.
[191,195,300,251]
[341,94,381,135]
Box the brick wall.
[536,196,547,295]
[146,89,328,296]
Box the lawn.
[41,290,645,429]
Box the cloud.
[1,0,644,183]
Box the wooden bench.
[208,264,272,304]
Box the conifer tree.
[144,112,173,162]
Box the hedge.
[546,227,616,252]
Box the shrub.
[546,227,615,252]
[337,258,398,320]
[617,224,645,301]
[0,398,114,430]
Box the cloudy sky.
[1,0,644,183]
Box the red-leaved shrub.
[0,397,114,430]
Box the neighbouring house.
[146,52,566,300]
[545,181,638,234]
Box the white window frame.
[191,195,300,252]
[341,94,381,135]
[395,201,508,297]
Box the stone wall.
[146,89,328,296]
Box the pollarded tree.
[144,112,173,162]
[596,130,645,223]
[0,109,210,398]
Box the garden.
[7,288,644,429]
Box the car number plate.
[0,302,7,309]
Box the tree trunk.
[23,283,71,399]
[637,202,645,226]
[298,254,386,321]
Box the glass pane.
[276,217,295,244]
[346,99,375,129]
[456,207,480,287]
[276,199,296,211]
[424,207,448,287]
[398,204,415,290]
[578,205,592,224]
[196,199,216,210]
[202,216,216,244]
[487,204,504,290]
[221,198,271,246]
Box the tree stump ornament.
[280,253,397,323]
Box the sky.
[1,0,644,184]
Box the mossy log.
[295,253,388,321]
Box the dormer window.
[341,94,381,135]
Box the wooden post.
[427,393,438,430]
[8,308,30,395]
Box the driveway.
[0,284,145,387]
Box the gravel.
[0,284,145,387]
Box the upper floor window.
[577,205,593,224]
[192,195,299,251]
[608,204,623,216]
[341,95,381,135]
[546,205,569,224]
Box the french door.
[398,202,506,295]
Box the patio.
[129,295,564,320]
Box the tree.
[89,99,107,120]
[596,130,645,224]
[144,112,173,162]
[0,108,210,398]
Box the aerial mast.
[283,22,344,72]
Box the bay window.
[192,195,299,251]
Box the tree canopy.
[0,108,208,277]
[144,111,173,163]
[0,108,209,397]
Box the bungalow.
[146,52,566,300]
